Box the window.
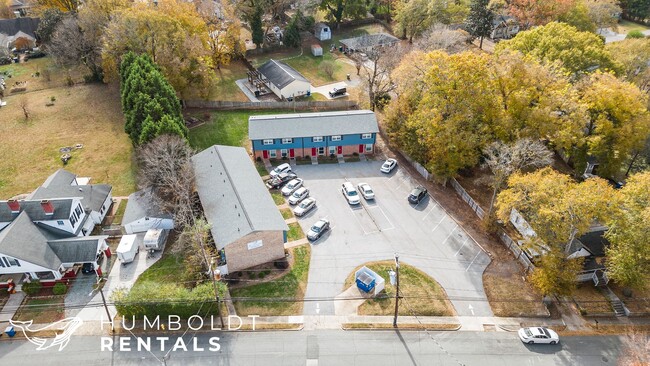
[331,135,342,141]
[328,146,336,154]
[57,220,64,226]
[70,214,77,227]
[7,258,20,267]
[282,138,293,144]
[362,133,372,139]
[269,150,277,158]
[75,205,82,217]
[365,144,373,152]
[281,149,288,158]
[318,147,325,155]
[263,139,274,145]
[312,136,323,143]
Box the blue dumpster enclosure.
[356,272,376,293]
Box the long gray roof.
[0,199,73,223]
[339,33,399,50]
[249,110,379,140]
[31,169,112,214]
[122,188,171,225]
[192,145,288,249]
[0,17,39,38]
[0,212,62,270]
[257,59,309,89]
[48,237,105,263]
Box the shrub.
[626,30,644,39]
[22,280,42,296]
[50,96,56,102]
[52,282,67,295]
[319,60,335,79]
[256,156,262,162]
[352,152,359,156]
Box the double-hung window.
[331,135,342,142]
[263,139,274,145]
[312,136,323,142]
[361,133,372,139]
[282,138,293,144]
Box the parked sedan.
[294,197,316,217]
[307,218,330,241]
[518,327,560,345]
[341,182,361,205]
[357,183,375,200]
[281,178,304,196]
[408,186,428,204]
[266,172,297,189]
[288,187,310,205]
[380,158,397,173]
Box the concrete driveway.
[292,161,492,317]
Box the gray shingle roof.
[0,212,62,270]
[192,145,288,249]
[122,188,172,225]
[339,33,399,50]
[0,199,73,223]
[315,23,330,32]
[48,237,104,263]
[31,169,112,214]
[0,17,39,39]
[257,59,309,89]
[249,110,379,140]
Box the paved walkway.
[235,79,260,102]
[0,292,25,324]
[600,27,650,43]
[285,238,309,249]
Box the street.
[0,330,623,365]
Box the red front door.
[311,148,316,156]
[263,150,269,159]
[290,149,295,158]
[337,146,342,154]
[359,144,364,153]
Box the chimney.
[7,200,20,213]
[40,200,54,215]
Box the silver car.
[281,178,303,196]
[288,187,309,205]
[307,218,330,241]
[357,183,375,200]
[293,197,316,217]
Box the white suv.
[341,182,360,205]
[288,187,310,205]
[270,163,291,178]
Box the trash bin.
[5,326,15,337]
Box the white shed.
[122,189,174,234]
[311,44,323,57]
[314,23,331,41]
[257,59,311,100]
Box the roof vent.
[79,188,83,192]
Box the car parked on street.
[288,187,310,205]
[266,172,297,189]
[307,218,330,241]
[518,327,560,345]
[380,158,397,173]
[341,182,361,205]
[281,178,304,196]
[294,197,316,217]
[270,163,292,178]
[408,186,428,204]
[357,183,375,200]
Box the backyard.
[0,58,136,198]
[616,19,650,34]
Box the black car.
[265,172,297,189]
[82,262,95,275]
[408,186,428,204]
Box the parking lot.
[291,161,493,317]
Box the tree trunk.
[479,36,483,50]
[625,151,640,177]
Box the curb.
[341,324,461,331]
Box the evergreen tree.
[465,0,494,49]
[250,6,264,48]
[283,18,301,48]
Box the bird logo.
[9,317,83,351]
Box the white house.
[257,59,311,100]
[122,188,174,234]
[314,23,331,41]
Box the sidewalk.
[0,292,25,324]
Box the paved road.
[0,330,622,365]
[292,161,492,318]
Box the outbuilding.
[257,59,311,100]
[121,188,174,234]
[314,23,331,41]
[311,44,323,57]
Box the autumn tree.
[394,0,434,43]
[413,24,471,54]
[35,0,79,13]
[465,0,494,49]
[605,171,650,290]
[558,0,597,32]
[176,218,218,287]
[358,45,401,111]
[585,0,621,31]
[0,0,14,18]
[619,0,650,23]
[507,0,575,29]
[496,22,621,77]
[35,8,64,47]
[530,246,584,296]
[319,0,367,29]
[607,38,650,93]
[201,1,244,71]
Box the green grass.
[14,297,65,323]
[271,191,286,205]
[344,261,456,316]
[287,222,304,241]
[344,155,361,163]
[617,20,650,34]
[283,52,356,87]
[111,199,128,225]
[231,244,311,315]
[280,208,294,220]
[255,162,269,177]
[318,156,339,164]
[134,254,185,285]
[204,61,250,101]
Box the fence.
[449,178,485,220]
[184,100,358,110]
[400,153,432,181]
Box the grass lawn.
[0,57,87,92]
[280,208,294,220]
[344,261,455,316]
[572,285,613,316]
[283,52,356,87]
[271,192,286,205]
[187,109,290,151]
[611,284,650,315]
[287,222,305,241]
[134,253,185,285]
[14,296,65,323]
[111,199,128,225]
[483,272,549,317]
[204,60,250,102]
[255,162,269,177]
[0,80,136,199]
[617,20,650,34]
[231,244,310,316]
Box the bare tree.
[49,15,103,80]
[137,135,197,228]
[319,60,335,79]
[483,138,554,218]
[618,330,650,366]
[414,24,471,54]
[356,45,404,111]
[19,96,30,120]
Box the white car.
[518,327,560,345]
[380,158,397,173]
[293,197,316,217]
[307,218,330,241]
[357,183,375,200]
[288,187,309,205]
[341,182,360,205]
[281,178,303,196]
[270,163,292,178]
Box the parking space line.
[454,238,469,257]
[368,205,394,230]
[421,203,439,220]
[465,251,482,272]
[431,216,447,232]
[441,224,458,244]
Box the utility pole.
[393,254,400,328]
[210,259,225,328]
[97,278,113,333]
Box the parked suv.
[288,187,310,205]
[408,186,428,204]
[270,163,292,178]
[281,178,304,196]
[329,87,347,98]
[341,182,360,205]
